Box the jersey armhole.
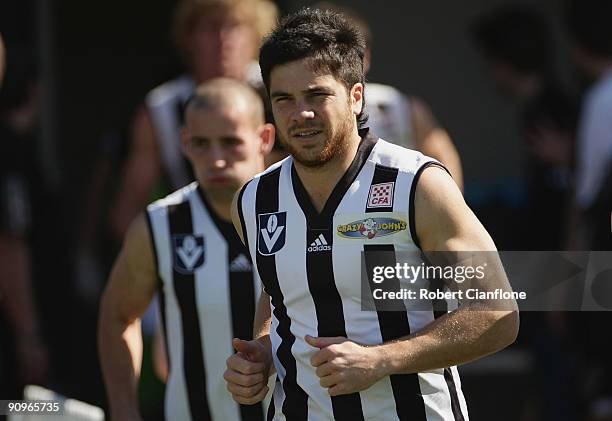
[408,161,451,250]
[236,181,251,256]
[144,210,162,290]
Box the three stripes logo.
[307,233,332,253]
[230,254,252,272]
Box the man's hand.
[306,335,385,396]
[224,338,272,405]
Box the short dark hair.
[259,7,368,128]
[567,0,612,57]
[470,5,553,75]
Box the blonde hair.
[172,0,278,61]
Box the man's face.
[269,60,362,168]
[188,10,257,81]
[182,106,264,203]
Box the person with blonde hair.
[110,0,279,243]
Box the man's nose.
[208,144,227,168]
[292,99,315,121]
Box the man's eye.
[192,139,208,148]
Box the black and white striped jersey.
[146,182,265,421]
[237,130,469,421]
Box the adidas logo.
[307,234,332,252]
[230,254,252,272]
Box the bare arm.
[98,214,157,421]
[109,106,161,242]
[411,97,464,191]
[377,167,518,375]
[309,167,518,396]
[152,324,168,383]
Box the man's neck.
[293,130,362,213]
[207,198,232,222]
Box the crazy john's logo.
[336,217,407,239]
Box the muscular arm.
[98,214,157,421]
[378,167,518,374]
[411,97,464,191]
[310,167,518,396]
[109,106,161,242]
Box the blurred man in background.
[109,0,279,245]
[567,0,612,252]
[99,78,274,421]
[471,5,579,251]
[567,1,612,419]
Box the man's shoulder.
[367,82,410,105]
[147,182,198,214]
[145,75,196,108]
[370,138,436,174]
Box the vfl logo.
[173,234,205,274]
[336,217,407,239]
[367,182,394,209]
[258,212,287,255]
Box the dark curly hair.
[259,7,368,128]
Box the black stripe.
[196,186,264,421]
[255,167,308,420]
[228,234,263,421]
[444,368,465,421]
[291,128,377,228]
[145,211,171,373]
[237,181,252,254]
[266,388,275,421]
[363,165,427,421]
[408,162,449,249]
[433,302,464,421]
[167,201,212,421]
[305,225,365,419]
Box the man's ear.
[180,127,190,158]
[351,83,364,116]
[258,123,276,155]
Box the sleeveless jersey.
[146,182,265,421]
[366,83,414,149]
[237,131,468,421]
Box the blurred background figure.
[567,0,612,252]
[109,0,279,246]
[74,0,280,416]
[470,5,582,421]
[0,38,49,399]
[566,1,612,419]
[315,2,464,190]
[471,4,579,251]
[75,0,281,306]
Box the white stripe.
[334,159,400,420]
[147,205,191,420]
[190,195,240,421]
[319,234,328,245]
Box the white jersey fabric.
[237,130,468,421]
[575,69,612,208]
[146,182,266,421]
[366,82,414,149]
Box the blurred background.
[1,0,611,420]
